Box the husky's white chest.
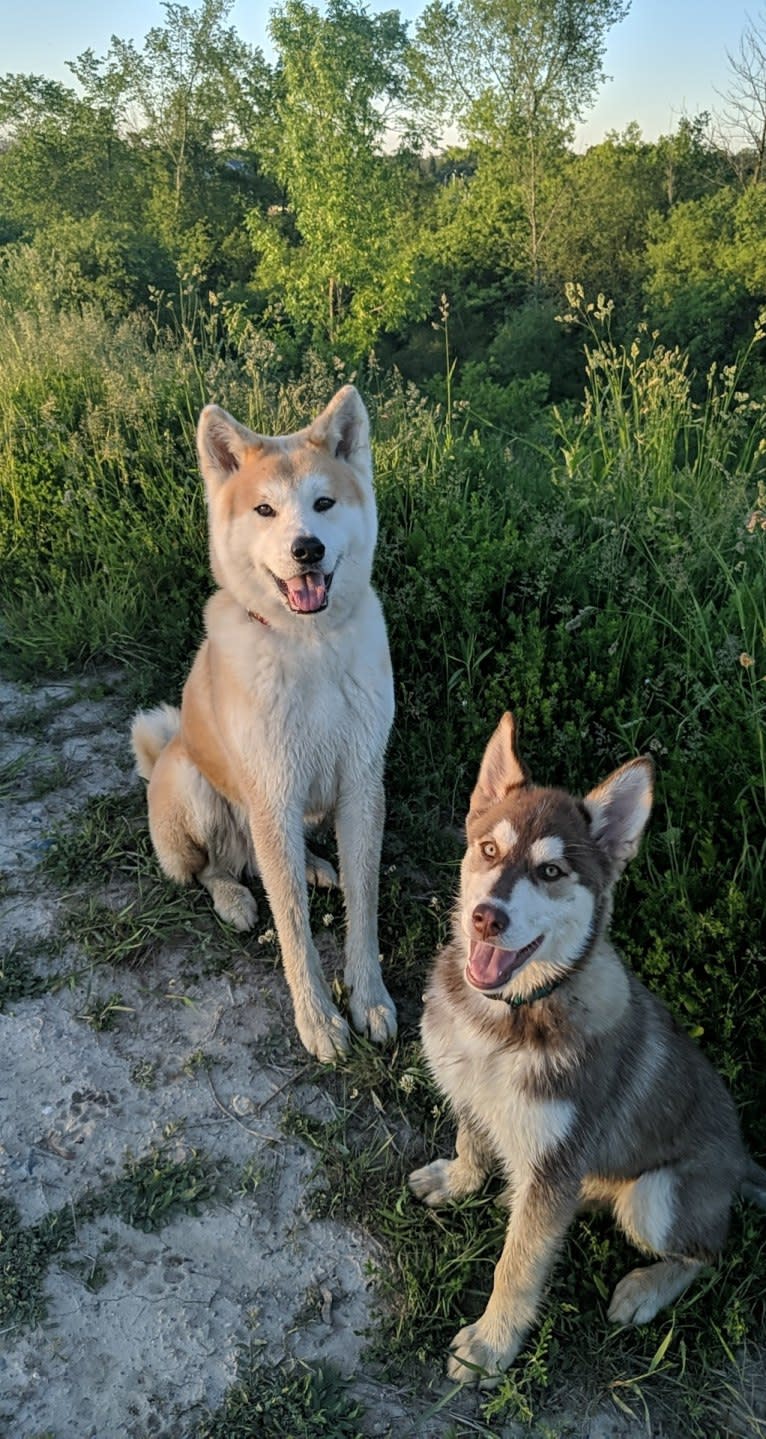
[422,993,575,1176]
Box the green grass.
[193,1353,365,1439]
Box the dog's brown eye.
[479,840,498,861]
[538,862,565,881]
[314,496,335,513]
[254,503,275,517]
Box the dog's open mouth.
[274,570,334,615]
[466,935,544,991]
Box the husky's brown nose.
[471,902,506,940]
[291,534,325,565]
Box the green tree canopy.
[249,0,429,357]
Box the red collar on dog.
[247,609,269,627]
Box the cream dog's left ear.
[308,385,370,467]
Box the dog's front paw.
[447,1322,518,1388]
[409,1159,454,1207]
[348,977,397,1046]
[296,1004,351,1064]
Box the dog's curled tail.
[131,704,181,781]
[741,1160,766,1210]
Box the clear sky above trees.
[0,0,757,148]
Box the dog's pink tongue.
[467,941,524,990]
[285,572,326,613]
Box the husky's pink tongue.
[467,937,542,991]
[284,572,327,613]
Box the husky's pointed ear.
[197,404,262,493]
[584,757,654,874]
[309,385,370,471]
[469,712,529,819]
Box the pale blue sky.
[0,0,755,147]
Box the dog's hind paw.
[409,1159,454,1207]
[305,851,338,889]
[211,881,258,932]
[607,1258,700,1326]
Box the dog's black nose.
[472,902,506,940]
[291,534,325,565]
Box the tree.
[642,186,766,371]
[410,0,630,290]
[249,0,428,356]
[72,0,271,261]
[0,74,138,232]
[718,13,766,186]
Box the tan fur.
[410,712,765,1385]
[130,386,397,1061]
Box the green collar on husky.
[489,973,567,1009]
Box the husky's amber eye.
[314,496,336,513]
[479,840,498,861]
[254,503,276,517]
[538,862,565,881]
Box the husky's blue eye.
[314,496,335,512]
[538,862,565,881]
[255,503,275,517]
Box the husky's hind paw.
[608,1258,700,1326]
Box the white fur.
[422,998,575,1177]
[529,835,565,865]
[490,819,518,850]
[615,1168,676,1254]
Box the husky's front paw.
[348,981,397,1045]
[447,1321,517,1388]
[295,1004,350,1064]
[409,1159,454,1207]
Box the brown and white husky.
[410,712,765,1384]
[130,386,396,1063]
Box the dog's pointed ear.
[469,712,529,819]
[583,757,654,874]
[308,385,370,472]
[197,404,262,493]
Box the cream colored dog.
[131,386,397,1062]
